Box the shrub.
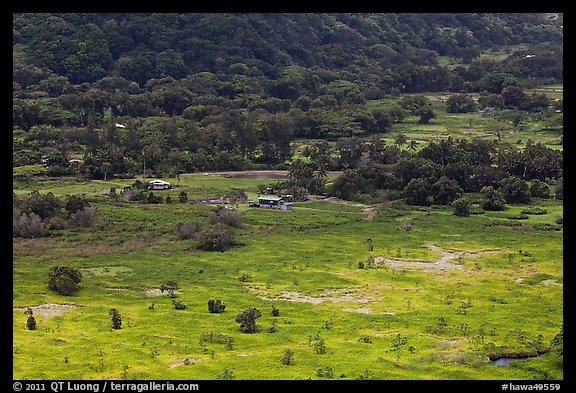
[235,307,261,333]
[500,176,531,204]
[452,197,470,217]
[109,308,122,329]
[48,265,83,296]
[196,223,235,252]
[172,299,187,310]
[480,186,506,211]
[175,222,201,240]
[208,206,243,228]
[216,369,235,380]
[280,349,295,365]
[160,280,178,297]
[69,207,96,227]
[529,179,550,198]
[13,210,48,238]
[208,298,226,314]
[25,308,37,330]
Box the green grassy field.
[13,172,563,380]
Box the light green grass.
[13,174,563,380]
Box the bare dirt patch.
[14,303,81,318]
[145,288,183,297]
[245,285,377,304]
[215,170,289,179]
[372,245,501,272]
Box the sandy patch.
[372,245,501,272]
[246,285,376,304]
[14,303,81,318]
[145,288,183,297]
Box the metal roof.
[257,196,283,201]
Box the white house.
[148,179,171,190]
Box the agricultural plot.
[12,172,563,380]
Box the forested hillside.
[13,13,563,178]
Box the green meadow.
[13,172,563,380]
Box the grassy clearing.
[13,173,563,380]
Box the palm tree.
[394,132,407,149]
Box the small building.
[148,179,171,190]
[248,196,292,210]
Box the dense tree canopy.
[13,13,563,198]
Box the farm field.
[12,171,563,380]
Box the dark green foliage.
[109,308,122,330]
[172,299,187,310]
[65,195,90,215]
[195,223,235,252]
[312,333,327,354]
[235,307,261,333]
[500,176,531,204]
[446,94,477,113]
[48,265,83,296]
[208,298,226,314]
[529,179,550,198]
[480,186,506,211]
[280,349,295,365]
[12,13,562,180]
[25,308,37,331]
[160,280,178,297]
[452,197,471,217]
[216,369,236,380]
[431,176,463,205]
[404,178,433,206]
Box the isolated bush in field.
[178,191,188,203]
[208,298,226,313]
[195,222,235,252]
[216,369,235,380]
[237,273,252,282]
[280,349,295,365]
[109,308,122,330]
[312,333,327,354]
[48,265,83,296]
[24,308,37,330]
[172,299,187,310]
[235,307,261,333]
[316,366,334,378]
[160,280,179,297]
